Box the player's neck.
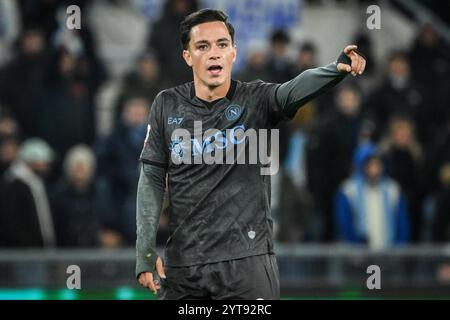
[194,78,231,102]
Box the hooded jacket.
[334,143,410,248]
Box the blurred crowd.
[0,0,449,250]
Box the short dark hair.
[299,41,316,54]
[270,29,290,45]
[179,9,235,50]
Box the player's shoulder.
[239,78,270,88]
[152,82,192,114]
[236,79,279,95]
[154,82,192,102]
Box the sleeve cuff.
[140,158,168,169]
[136,252,158,279]
[337,51,352,66]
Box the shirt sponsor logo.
[169,137,186,162]
[169,121,280,175]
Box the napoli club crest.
[225,104,242,121]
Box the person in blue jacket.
[335,142,410,249]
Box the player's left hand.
[337,45,366,76]
[138,256,166,294]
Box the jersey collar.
[190,79,237,107]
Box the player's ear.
[232,44,237,63]
[183,49,193,67]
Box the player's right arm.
[136,92,169,294]
[136,163,167,294]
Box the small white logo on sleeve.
[248,230,256,239]
[144,124,151,145]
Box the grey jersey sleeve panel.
[139,92,169,167]
[275,62,347,118]
[135,163,167,278]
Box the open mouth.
[208,65,223,75]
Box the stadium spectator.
[237,43,269,82]
[425,113,450,194]
[50,144,105,247]
[265,29,296,83]
[430,163,450,243]
[0,138,56,247]
[278,106,323,243]
[294,41,317,74]
[308,84,365,241]
[96,97,149,245]
[114,51,166,124]
[39,44,104,158]
[0,27,48,137]
[409,23,450,87]
[148,0,198,86]
[334,143,410,249]
[0,115,21,177]
[409,23,450,150]
[366,50,425,142]
[379,116,424,242]
[16,0,59,39]
[0,115,21,218]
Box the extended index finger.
[350,51,359,76]
[359,57,366,75]
[356,55,364,75]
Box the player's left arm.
[275,45,366,118]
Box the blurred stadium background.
[0,0,449,299]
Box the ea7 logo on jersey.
[168,117,184,125]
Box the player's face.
[183,21,236,89]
